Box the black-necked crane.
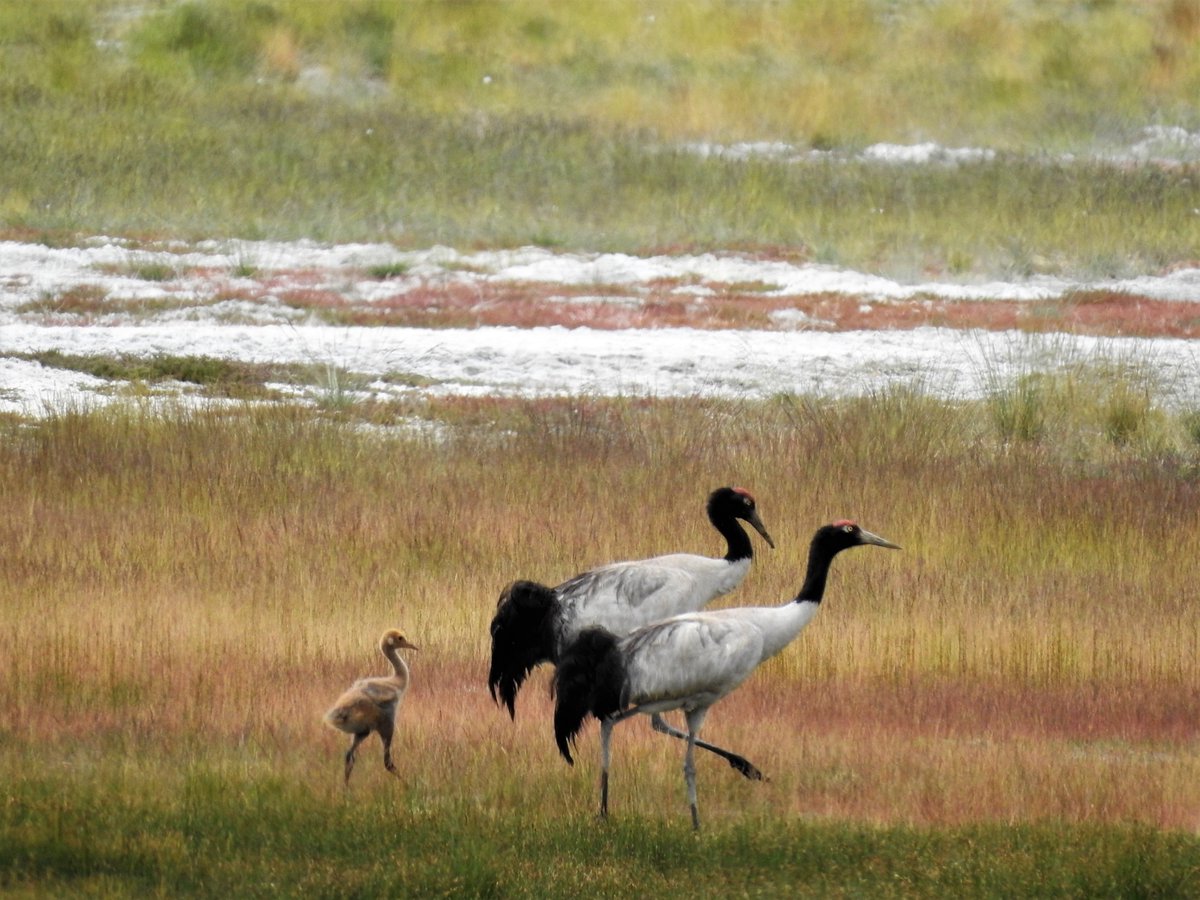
[324,628,419,784]
[487,487,774,776]
[552,520,900,830]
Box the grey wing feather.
[558,563,685,609]
[556,561,708,640]
[622,614,764,707]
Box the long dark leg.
[599,718,614,819]
[344,731,369,784]
[650,713,763,781]
[378,718,399,778]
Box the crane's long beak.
[400,640,420,651]
[860,528,901,550]
[748,511,776,549]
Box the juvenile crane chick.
[324,629,418,784]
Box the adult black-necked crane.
[488,486,774,777]
[324,628,419,784]
[553,520,900,830]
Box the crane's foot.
[726,754,765,781]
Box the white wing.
[620,613,764,711]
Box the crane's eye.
[842,524,854,533]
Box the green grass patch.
[1,768,1196,899]
[20,350,286,400]
[112,0,1200,149]
[0,3,1198,277]
[24,350,239,385]
[975,338,1195,462]
[365,261,409,280]
[19,350,434,406]
[16,285,112,317]
[130,260,179,282]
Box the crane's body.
[487,487,773,719]
[553,521,900,830]
[619,601,820,714]
[552,551,754,652]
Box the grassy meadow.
[1,1,1199,277]
[1,390,1199,896]
[4,1,1200,895]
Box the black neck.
[794,538,840,603]
[712,512,753,563]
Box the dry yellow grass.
[0,399,1197,833]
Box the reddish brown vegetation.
[757,675,1200,747]
[15,252,1200,337]
[252,272,1200,337]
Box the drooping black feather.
[487,580,561,718]
[552,626,627,765]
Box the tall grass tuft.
[974,335,1195,460]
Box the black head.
[795,520,900,604]
[813,520,901,555]
[707,486,775,549]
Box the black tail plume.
[552,627,626,765]
[487,580,560,718]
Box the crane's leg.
[344,731,369,784]
[378,718,399,778]
[599,717,615,820]
[683,708,709,831]
[650,713,764,781]
[597,709,640,820]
